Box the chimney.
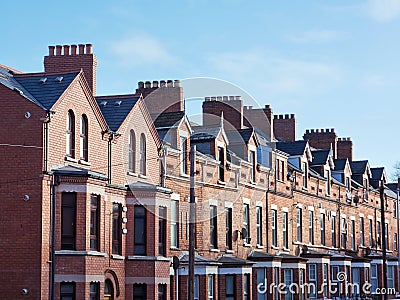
[273,113,296,142]
[242,104,274,139]
[303,128,337,158]
[337,137,353,161]
[202,95,243,130]
[44,43,98,95]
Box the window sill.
[111,254,125,260]
[225,249,234,254]
[282,248,290,252]
[65,156,78,163]
[209,248,220,253]
[256,245,264,249]
[170,246,180,251]
[127,171,138,177]
[138,174,147,179]
[217,180,226,185]
[55,250,107,257]
[79,159,91,166]
[271,246,279,250]
[243,243,252,248]
[180,173,190,178]
[302,187,308,191]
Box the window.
[284,269,293,300]
[61,192,76,250]
[249,150,256,182]
[325,169,331,195]
[158,207,167,256]
[300,268,305,300]
[351,268,361,296]
[218,146,225,181]
[369,219,373,247]
[180,137,188,175]
[331,266,340,297]
[283,212,288,248]
[272,209,277,247]
[371,264,378,293]
[104,279,113,300]
[66,110,75,157]
[274,267,280,300]
[80,115,88,161]
[171,200,179,248]
[331,215,336,248]
[345,176,350,191]
[129,130,136,172]
[243,204,250,244]
[244,274,250,300]
[226,208,233,250]
[226,275,235,300]
[158,284,167,300]
[360,217,365,246]
[394,201,398,218]
[257,269,267,300]
[210,205,218,248]
[309,210,314,244]
[256,206,262,246]
[112,203,122,255]
[309,264,317,298]
[387,265,395,289]
[90,195,100,251]
[394,233,398,251]
[208,275,215,300]
[60,282,75,300]
[341,218,347,249]
[377,220,381,249]
[194,275,200,300]
[320,213,325,245]
[385,223,389,250]
[363,178,368,200]
[89,282,100,300]
[302,162,308,188]
[351,219,356,250]
[296,208,302,242]
[133,284,147,300]
[139,133,146,175]
[276,159,285,181]
[134,206,146,255]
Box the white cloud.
[287,29,342,43]
[111,34,175,67]
[208,50,343,98]
[363,0,400,22]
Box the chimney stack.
[303,128,337,158]
[44,43,98,95]
[337,137,353,161]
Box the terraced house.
[0,44,398,299]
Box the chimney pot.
[311,129,315,133]
[306,129,310,134]
[63,45,70,55]
[138,81,144,89]
[205,97,211,101]
[167,80,173,87]
[321,129,325,133]
[56,45,62,56]
[86,44,93,54]
[48,46,55,56]
[152,81,159,88]
[211,97,217,101]
[331,128,335,132]
[285,114,289,119]
[145,81,151,88]
[265,104,270,108]
[279,114,283,119]
[223,96,228,101]
[229,96,235,101]
[316,129,320,133]
[217,96,222,101]
[174,79,180,87]
[160,80,166,87]
[71,45,77,55]
[78,44,85,54]
[290,114,294,118]
[235,96,242,101]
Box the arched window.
[66,110,75,157]
[128,130,136,172]
[80,115,88,161]
[139,134,146,175]
[104,279,114,300]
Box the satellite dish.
[302,245,309,254]
[232,230,239,242]
[241,228,248,239]
[353,195,359,204]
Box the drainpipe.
[266,168,271,252]
[43,110,55,173]
[380,184,388,300]
[49,174,60,300]
[108,136,112,184]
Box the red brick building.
[0,44,399,299]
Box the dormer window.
[363,178,368,200]
[80,115,88,161]
[325,169,331,196]
[139,134,146,176]
[218,147,225,182]
[66,110,75,157]
[180,137,188,175]
[276,158,285,182]
[249,150,256,182]
[302,161,308,188]
[128,130,136,172]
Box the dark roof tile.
[276,140,307,156]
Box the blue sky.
[2,0,400,178]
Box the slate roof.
[179,252,219,265]
[191,126,221,141]
[14,71,79,109]
[225,128,255,144]
[0,65,45,109]
[152,111,185,128]
[247,250,279,261]
[371,167,384,181]
[217,255,253,266]
[96,95,140,131]
[51,164,107,180]
[276,140,307,156]
[386,183,399,192]
[350,160,368,175]
[333,158,347,172]
[309,150,330,166]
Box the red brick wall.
[273,114,296,142]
